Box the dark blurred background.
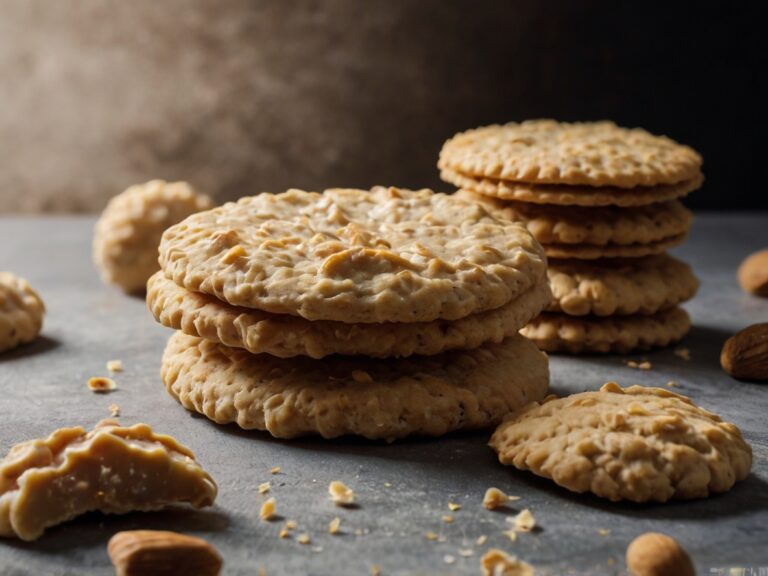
[0,0,764,213]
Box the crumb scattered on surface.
[87,377,116,393]
[476,535,487,546]
[444,555,456,565]
[425,531,439,541]
[442,515,454,524]
[674,347,691,361]
[370,564,381,576]
[108,403,120,417]
[285,520,297,530]
[329,481,355,506]
[598,528,611,536]
[667,380,680,388]
[638,361,652,370]
[329,517,341,535]
[480,549,533,576]
[509,509,536,532]
[448,502,461,511]
[260,497,276,521]
[106,360,123,373]
[458,548,474,557]
[258,482,271,495]
[270,466,281,475]
[279,528,290,539]
[297,533,311,545]
[483,487,516,509]
[383,482,392,488]
[503,529,518,542]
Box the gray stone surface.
[0,214,767,575]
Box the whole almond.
[626,532,694,576]
[738,249,768,297]
[721,323,768,381]
[108,530,222,576]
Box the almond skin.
[721,323,768,381]
[738,249,768,297]
[626,532,694,576]
[107,530,222,576]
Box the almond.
[107,530,222,576]
[721,323,768,381]
[738,249,768,297]
[626,532,694,576]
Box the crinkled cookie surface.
[490,382,752,502]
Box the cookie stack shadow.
[147,187,553,441]
[440,120,703,354]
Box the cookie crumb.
[458,548,474,557]
[480,548,533,576]
[443,555,456,565]
[425,531,439,541]
[509,509,536,532]
[598,528,610,536]
[297,533,311,545]
[285,520,297,530]
[483,487,517,509]
[502,529,518,542]
[270,466,281,475]
[258,482,271,495]
[383,482,392,488]
[108,403,120,417]
[87,377,116,393]
[329,517,341,535]
[442,515,454,524]
[279,527,290,539]
[638,361,652,370]
[260,497,276,521]
[666,380,680,388]
[370,564,381,576]
[448,502,462,511]
[626,360,639,369]
[674,347,691,361]
[106,360,123,373]
[476,535,487,546]
[329,481,355,506]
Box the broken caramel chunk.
[0,420,217,541]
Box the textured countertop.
[1,214,767,576]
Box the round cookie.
[442,169,703,207]
[438,120,702,188]
[489,382,752,502]
[159,187,547,323]
[542,233,687,260]
[545,255,699,317]
[0,272,45,354]
[93,180,212,293]
[147,272,552,359]
[161,332,549,441]
[456,191,693,248]
[520,307,691,354]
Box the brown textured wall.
[0,1,762,212]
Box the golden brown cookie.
[159,187,547,323]
[161,332,549,441]
[545,255,699,316]
[456,191,693,248]
[489,382,752,502]
[439,120,702,188]
[520,307,691,354]
[0,272,45,354]
[93,180,212,293]
[442,169,703,207]
[542,233,687,260]
[147,272,551,358]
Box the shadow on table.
[0,336,60,362]
[3,507,230,554]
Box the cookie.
[161,332,549,441]
[541,233,687,260]
[545,255,699,316]
[147,272,552,358]
[489,382,752,502]
[456,191,693,248]
[438,120,702,188]
[520,307,690,354]
[442,169,703,207]
[159,187,547,323]
[0,272,45,354]
[93,180,212,293]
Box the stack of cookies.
[147,187,552,441]
[439,120,702,354]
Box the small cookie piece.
[456,191,693,248]
[542,234,687,260]
[158,187,547,323]
[161,332,549,441]
[489,382,752,502]
[442,169,703,207]
[0,420,217,541]
[546,255,699,316]
[147,272,551,358]
[93,180,212,293]
[0,272,45,354]
[439,120,702,188]
[521,307,691,354]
